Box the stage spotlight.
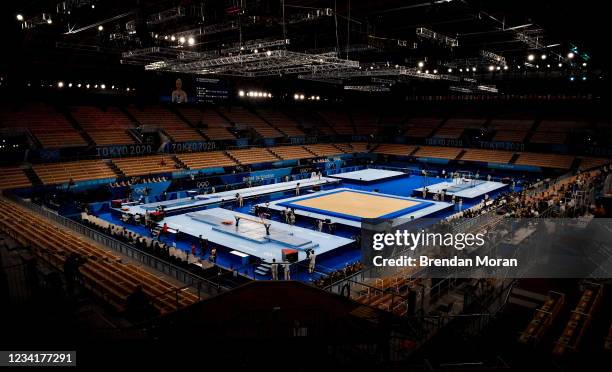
[558,63,563,67]
[164,36,168,40]
[503,66,508,70]
[527,54,535,61]
[496,66,501,70]
[582,76,587,81]
[299,94,305,100]
[100,84,106,89]
[567,52,575,59]
[447,68,452,73]
[98,25,104,31]
[582,62,587,67]
[546,64,550,68]
[488,65,495,71]
[57,81,64,88]
[238,90,245,97]
[266,50,272,56]
[46,18,52,24]
[541,54,547,60]
[16,14,24,21]
[126,87,130,91]
[77,83,82,88]
[91,4,95,8]
[316,96,320,100]
[294,94,299,100]
[86,84,90,89]
[459,68,463,72]
[188,37,195,46]
[569,76,575,81]
[472,67,476,72]
[418,61,424,68]
[433,69,438,74]
[170,35,176,41]
[179,36,186,44]
[253,49,258,54]
[425,70,429,74]
[68,83,72,88]
[268,93,272,98]
[94,84,98,88]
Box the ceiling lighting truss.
[416,27,459,48]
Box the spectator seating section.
[113,155,178,176]
[538,120,590,132]
[318,110,354,135]
[0,104,87,148]
[71,106,135,145]
[432,127,464,139]
[0,167,32,189]
[288,108,333,135]
[128,106,203,142]
[179,107,236,141]
[176,151,237,170]
[519,291,565,345]
[220,107,283,138]
[0,198,198,314]
[578,157,612,170]
[374,143,418,156]
[33,160,116,185]
[443,118,486,129]
[335,142,370,154]
[404,117,440,137]
[490,119,533,143]
[514,153,575,169]
[227,148,279,165]
[352,110,378,136]
[269,145,315,160]
[304,144,345,157]
[529,131,567,144]
[413,146,463,160]
[460,149,515,164]
[257,110,305,137]
[553,284,602,356]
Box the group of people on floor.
[109,176,168,188]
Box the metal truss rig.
[126,49,360,77]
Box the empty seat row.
[33,160,116,185]
[176,151,237,169]
[112,155,179,176]
[227,148,280,165]
[0,167,32,189]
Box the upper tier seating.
[490,119,533,142]
[460,149,515,164]
[432,127,464,139]
[443,118,486,129]
[404,117,440,137]
[288,108,333,135]
[352,110,378,136]
[269,146,315,160]
[257,110,305,137]
[413,146,463,160]
[33,160,116,185]
[227,147,279,164]
[127,105,203,142]
[538,120,590,132]
[514,153,575,169]
[71,106,135,145]
[220,107,283,138]
[112,155,179,176]
[318,110,354,135]
[0,198,198,314]
[0,104,87,148]
[178,107,236,141]
[176,151,237,170]
[335,142,370,154]
[374,143,417,156]
[529,131,567,144]
[304,144,345,157]
[578,157,612,170]
[0,167,32,189]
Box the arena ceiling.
[2,0,607,94]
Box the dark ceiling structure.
[1,0,607,96]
